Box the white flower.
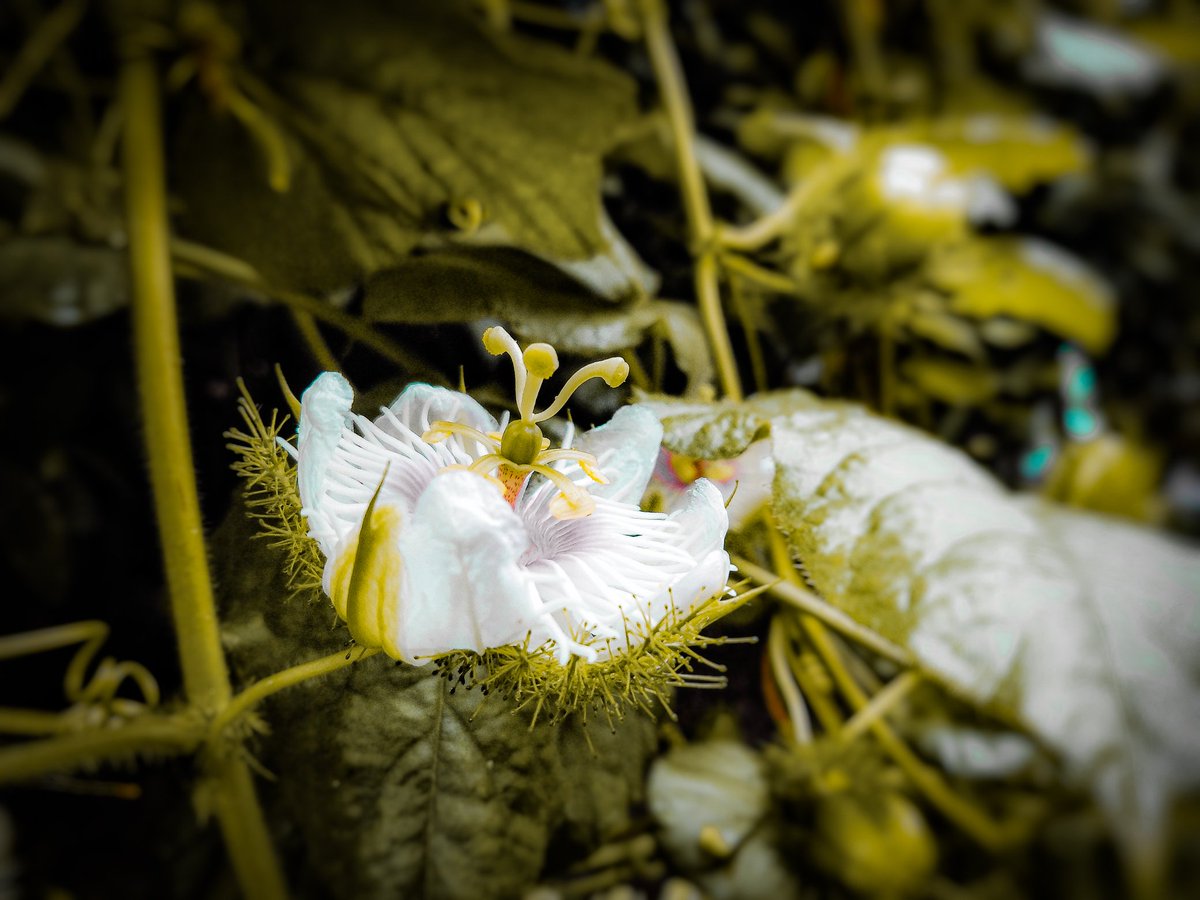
[288,328,732,666]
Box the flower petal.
[383,383,497,437]
[394,470,566,664]
[298,371,354,553]
[575,405,664,503]
[659,479,733,618]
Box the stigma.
[422,327,629,518]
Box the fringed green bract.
[428,587,763,726]
[225,382,324,595]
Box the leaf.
[213,493,654,899]
[635,389,817,460]
[890,115,1090,193]
[638,391,1200,869]
[172,1,650,298]
[768,403,1200,865]
[927,237,1117,354]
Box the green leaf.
[887,114,1090,193]
[927,237,1117,354]
[172,1,650,298]
[768,403,1200,866]
[213,493,653,898]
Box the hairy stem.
[210,647,381,741]
[0,715,203,784]
[119,43,288,900]
[122,51,229,712]
[641,0,743,401]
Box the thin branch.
[640,0,743,401]
[733,555,914,667]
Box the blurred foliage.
[2,0,1200,897]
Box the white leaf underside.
[769,402,1200,856]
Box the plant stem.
[767,616,812,743]
[291,309,339,369]
[733,555,913,667]
[210,647,380,740]
[641,0,743,401]
[0,708,70,736]
[763,527,1010,850]
[118,43,288,900]
[839,669,922,744]
[171,238,437,378]
[121,51,229,712]
[0,715,203,784]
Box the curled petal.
[298,372,353,553]
[575,405,664,503]
[381,383,498,452]
[658,479,733,618]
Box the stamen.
[482,326,526,405]
[531,358,630,424]
[537,449,609,484]
[530,463,597,519]
[422,420,501,452]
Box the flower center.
[421,327,630,518]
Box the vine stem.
[0,715,203,783]
[640,0,743,401]
[210,647,381,741]
[118,43,287,900]
[733,555,913,666]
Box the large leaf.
[366,251,710,393]
[643,391,1200,866]
[213,495,654,899]
[172,0,650,298]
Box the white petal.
[575,405,664,503]
[298,372,353,553]
[394,470,566,664]
[658,479,733,618]
[382,383,498,437]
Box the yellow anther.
[523,343,559,380]
[482,326,515,357]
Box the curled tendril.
[0,620,161,731]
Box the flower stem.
[210,647,380,741]
[0,715,203,784]
[118,42,288,900]
[641,0,743,401]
